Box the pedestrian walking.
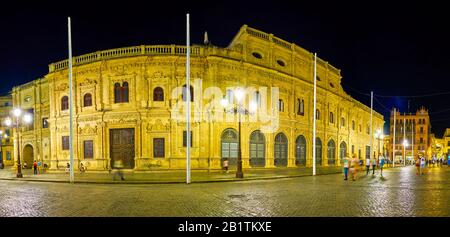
[365,157,371,175]
[65,162,70,173]
[420,156,426,175]
[415,156,421,175]
[378,153,385,177]
[222,158,229,174]
[342,153,350,180]
[113,159,125,181]
[37,160,42,174]
[350,154,358,181]
[371,155,377,175]
[33,160,38,175]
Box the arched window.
[327,139,336,165]
[316,109,320,120]
[274,133,288,167]
[153,87,164,101]
[122,82,129,102]
[83,93,92,107]
[295,135,306,166]
[329,112,334,123]
[249,130,265,167]
[221,128,238,166]
[315,138,322,165]
[114,83,121,103]
[340,142,347,164]
[61,96,69,111]
[182,84,194,102]
[341,117,345,127]
[253,91,261,107]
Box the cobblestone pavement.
[0,166,448,217]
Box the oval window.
[316,76,321,81]
[329,83,335,88]
[276,59,286,67]
[252,52,262,59]
[24,96,32,102]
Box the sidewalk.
[0,165,399,184]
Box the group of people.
[342,153,386,181]
[22,160,45,175]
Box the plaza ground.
[0,166,449,217]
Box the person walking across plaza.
[33,160,38,175]
[113,159,125,181]
[365,156,371,175]
[378,153,385,177]
[420,155,426,175]
[37,160,42,174]
[371,155,377,175]
[223,158,229,174]
[343,153,350,180]
[415,156,421,175]
[350,154,358,181]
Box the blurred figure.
[415,156,421,175]
[365,156,371,175]
[65,162,70,173]
[23,161,28,169]
[378,153,385,177]
[222,158,229,174]
[113,159,125,181]
[33,160,38,175]
[350,154,358,181]
[371,155,377,175]
[420,155,426,175]
[37,160,42,174]
[342,153,350,180]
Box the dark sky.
[1,0,450,136]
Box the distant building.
[0,93,14,166]
[388,106,431,163]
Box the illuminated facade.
[0,94,14,166]
[11,25,384,171]
[388,107,431,162]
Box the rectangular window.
[62,136,69,150]
[83,140,93,159]
[183,131,193,147]
[153,138,165,158]
[365,146,371,159]
[6,151,11,160]
[42,118,49,128]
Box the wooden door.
[110,128,135,169]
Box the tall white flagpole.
[68,17,74,183]
[411,121,414,165]
[392,108,396,167]
[370,91,373,158]
[312,53,317,176]
[186,13,191,184]
[403,117,406,166]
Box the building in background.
[388,106,431,164]
[11,25,384,172]
[0,94,14,167]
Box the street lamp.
[0,130,3,169]
[402,139,409,166]
[221,88,254,179]
[5,108,33,178]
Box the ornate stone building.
[11,25,384,171]
[388,106,431,163]
[0,94,14,166]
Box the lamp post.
[374,129,384,159]
[5,108,33,178]
[402,139,408,166]
[221,88,254,179]
[0,130,3,169]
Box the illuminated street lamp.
[374,129,384,155]
[402,139,409,166]
[221,88,254,179]
[4,108,33,178]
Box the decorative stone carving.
[79,124,98,135]
[80,78,97,87]
[147,119,170,132]
[54,83,69,92]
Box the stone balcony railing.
[48,45,206,73]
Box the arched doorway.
[295,135,306,166]
[340,141,347,164]
[22,145,34,169]
[327,139,336,165]
[249,130,265,167]
[221,128,238,166]
[274,133,288,167]
[315,138,322,165]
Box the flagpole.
[370,91,373,158]
[312,53,317,176]
[68,17,74,183]
[392,108,396,167]
[186,13,191,184]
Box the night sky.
[1,0,450,136]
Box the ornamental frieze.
[54,83,69,92]
[146,119,170,132]
[78,125,98,135]
[79,78,97,87]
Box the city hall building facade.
[11,25,384,171]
